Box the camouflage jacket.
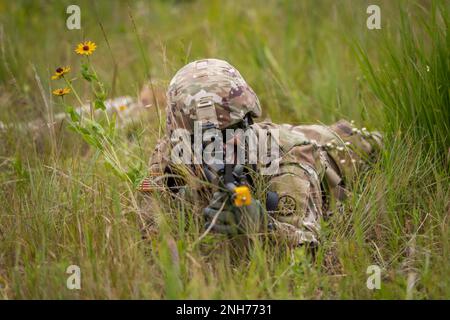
[139,119,382,246]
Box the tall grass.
[0,0,448,299]
[358,1,449,163]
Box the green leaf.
[80,132,102,149]
[94,98,106,110]
[94,87,107,101]
[126,163,145,187]
[88,121,105,135]
[65,105,80,122]
[81,63,97,82]
[104,159,127,181]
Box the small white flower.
[426,65,430,72]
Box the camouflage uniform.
[139,59,382,247]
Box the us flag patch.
[138,177,152,192]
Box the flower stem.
[62,76,84,108]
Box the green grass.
[0,0,448,299]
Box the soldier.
[139,58,382,248]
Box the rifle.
[200,121,253,208]
[200,118,279,212]
[203,163,252,207]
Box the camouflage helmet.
[166,58,261,134]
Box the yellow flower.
[118,105,128,111]
[51,66,71,80]
[52,88,71,96]
[233,185,252,207]
[75,41,97,56]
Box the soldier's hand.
[203,191,266,235]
